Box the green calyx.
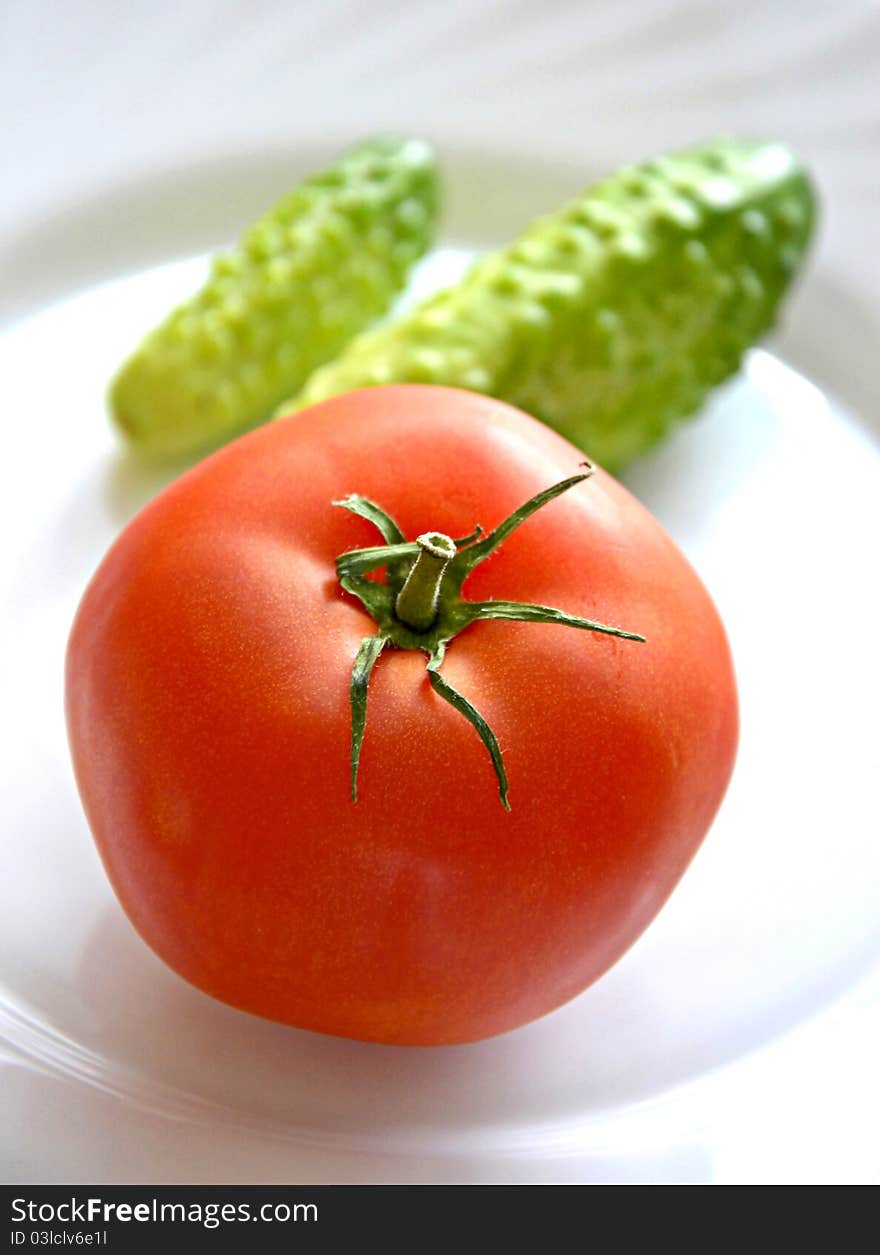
[333,464,645,810]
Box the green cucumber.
[288,139,815,471]
[110,137,439,458]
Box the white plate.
[2,138,879,1185]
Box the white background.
[2,0,878,409]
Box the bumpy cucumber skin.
[289,140,815,471]
[110,138,439,458]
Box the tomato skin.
[66,386,738,1045]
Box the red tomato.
[66,386,737,1045]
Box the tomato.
[66,386,737,1045]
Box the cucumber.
[288,139,815,471]
[110,137,439,458]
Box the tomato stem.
[349,633,389,802]
[394,532,457,631]
[333,465,646,808]
[427,642,510,811]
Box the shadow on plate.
[72,905,611,1142]
[103,447,202,525]
[2,1059,714,1184]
